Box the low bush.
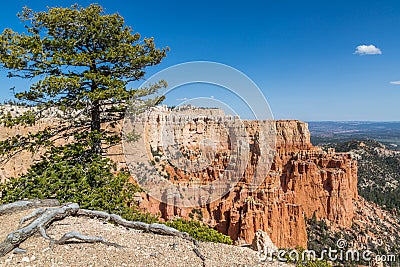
[166,219,233,245]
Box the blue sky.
[0,0,399,121]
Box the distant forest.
[309,121,400,150]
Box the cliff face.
[0,107,358,249]
[135,114,358,248]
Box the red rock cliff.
[137,118,358,248]
[0,107,358,249]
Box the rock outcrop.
[132,108,358,248]
[252,229,278,253]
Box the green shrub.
[0,143,158,224]
[166,218,233,245]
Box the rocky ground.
[0,209,291,267]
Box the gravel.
[0,209,292,267]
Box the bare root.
[0,200,206,263]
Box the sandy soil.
[0,209,291,267]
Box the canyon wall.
[132,109,358,248]
[0,107,358,249]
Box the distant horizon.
[2,102,400,123]
[307,120,400,123]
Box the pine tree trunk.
[90,61,102,155]
[91,99,102,155]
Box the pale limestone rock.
[251,230,277,253]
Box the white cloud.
[176,97,188,101]
[390,81,400,85]
[354,44,382,55]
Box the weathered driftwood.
[0,201,206,264]
[0,199,60,216]
[0,202,79,257]
[50,231,123,249]
[76,209,198,244]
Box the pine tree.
[0,4,168,157]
